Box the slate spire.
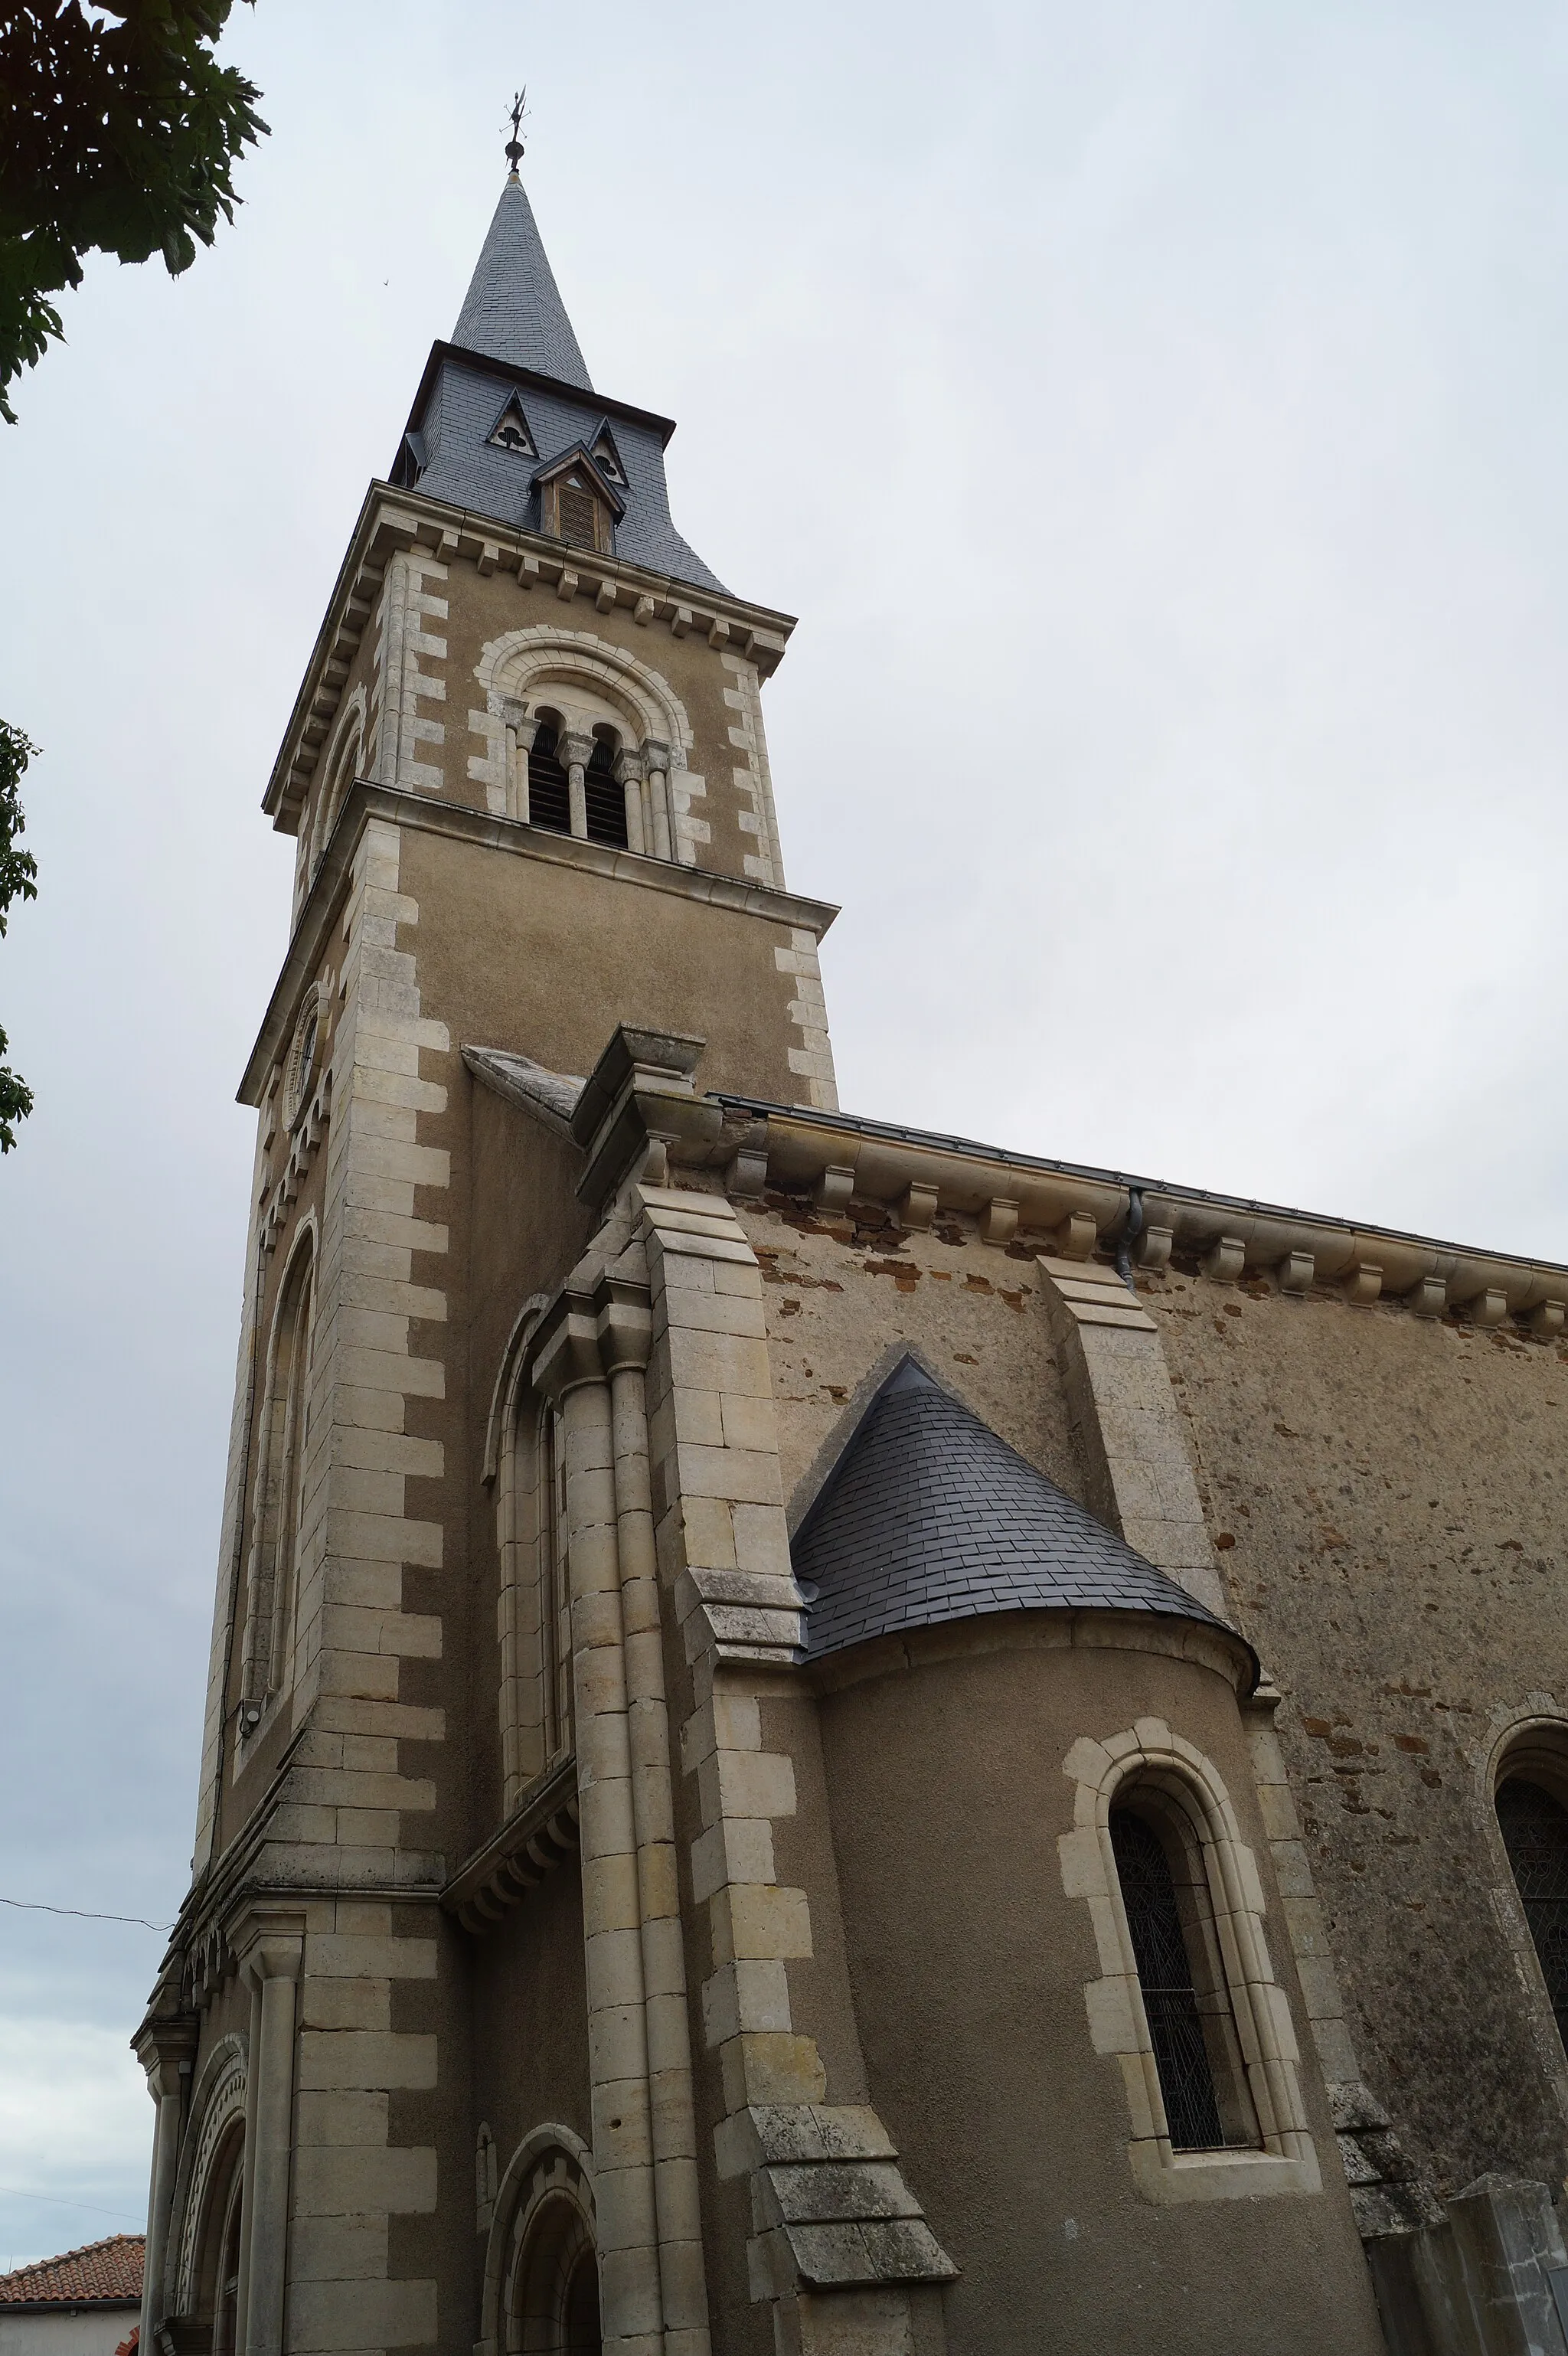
[452,175,593,392]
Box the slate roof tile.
[453,178,593,389]
[793,1357,1243,1669]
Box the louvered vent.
[557,485,599,547]
[528,724,571,835]
[584,737,628,850]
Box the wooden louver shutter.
[557,482,599,548]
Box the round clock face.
[282,993,322,1130]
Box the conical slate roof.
[793,1358,1240,1665]
[452,176,593,390]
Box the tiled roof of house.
[0,2233,144,2307]
[794,1355,1246,1667]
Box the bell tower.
[138,137,841,2356]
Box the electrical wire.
[0,2186,144,2224]
[0,1895,172,1933]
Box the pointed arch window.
[1498,1777,1568,2044]
[1109,1792,1260,2152]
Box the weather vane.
[505,88,528,177]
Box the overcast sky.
[3,0,1568,2270]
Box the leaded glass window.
[1498,1778,1568,2042]
[1110,1801,1259,2153]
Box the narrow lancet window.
[242,1234,316,1726]
[528,720,572,835]
[1111,1798,1259,2152]
[1498,1778,1568,2043]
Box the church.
[133,132,1568,2356]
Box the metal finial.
[505,88,528,178]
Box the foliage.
[0,2,268,423]
[0,719,39,1152]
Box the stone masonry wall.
[1144,1268,1568,2199]
[730,1194,1083,1515]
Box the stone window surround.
[476,2124,596,2356]
[1060,1717,1322,2203]
[302,687,368,900]
[487,1292,568,1815]
[279,987,324,1135]
[237,1211,318,1747]
[1475,1701,1568,2125]
[166,2033,247,2328]
[470,624,697,865]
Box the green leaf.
[0,0,269,417]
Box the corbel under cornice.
[706,1093,1568,1335]
[440,1755,581,1933]
[263,481,799,833]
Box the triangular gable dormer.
[532,443,626,556]
[589,420,627,485]
[486,390,538,456]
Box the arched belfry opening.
[584,729,627,850]
[528,714,572,835]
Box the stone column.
[235,1910,305,2356]
[642,739,672,862]
[501,700,538,825]
[599,1269,710,2356]
[534,1303,663,2356]
[560,728,593,841]
[614,749,647,856]
[134,2015,197,2354]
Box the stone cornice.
[237,783,838,1108]
[709,1094,1568,1331]
[263,482,799,831]
[803,1603,1258,1703]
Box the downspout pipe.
[1116,1186,1145,1295]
